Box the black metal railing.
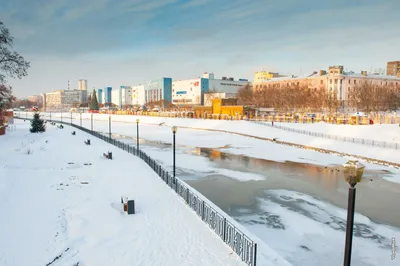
[15,115,258,266]
[252,120,400,150]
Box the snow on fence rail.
[252,120,400,150]
[14,115,258,266]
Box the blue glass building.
[97,88,103,104]
[105,87,112,103]
[143,77,172,106]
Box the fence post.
[223,218,227,242]
[52,121,259,266]
[253,243,257,266]
[201,201,205,220]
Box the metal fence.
[15,115,258,266]
[252,120,400,150]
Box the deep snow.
[0,120,291,266]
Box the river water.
[110,133,399,266]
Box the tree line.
[237,84,340,113]
[348,82,400,113]
[237,82,400,113]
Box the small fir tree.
[30,112,46,133]
[90,89,99,111]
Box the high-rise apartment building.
[104,87,112,103]
[79,79,88,91]
[386,61,400,77]
[97,89,103,104]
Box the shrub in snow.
[30,112,46,133]
[25,147,33,155]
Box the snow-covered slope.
[0,120,292,266]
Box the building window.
[320,80,324,85]
[330,80,332,84]
[348,80,351,84]
[354,80,356,84]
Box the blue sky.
[1,0,399,97]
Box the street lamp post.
[172,126,178,187]
[70,112,73,125]
[80,112,82,127]
[343,160,365,266]
[136,119,140,154]
[108,116,111,139]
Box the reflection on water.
[110,132,400,227]
[188,148,400,228]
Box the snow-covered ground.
[26,112,400,165]
[269,121,400,143]
[10,113,400,266]
[23,112,400,184]
[0,120,292,266]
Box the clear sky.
[1,0,399,98]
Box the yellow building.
[254,70,279,82]
[193,98,255,118]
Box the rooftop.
[256,71,400,82]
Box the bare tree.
[1,21,30,122]
[323,88,340,114]
[1,21,30,83]
[12,98,33,108]
[204,87,220,106]
[237,84,253,105]
[349,81,379,113]
[0,83,15,108]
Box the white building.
[131,85,145,106]
[111,89,119,107]
[121,87,132,107]
[171,72,250,106]
[172,78,208,105]
[204,92,237,106]
[206,73,249,93]
[111,86,133,108]
[79,79,87,91]
[44,90,86,111]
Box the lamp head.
[136,119,139,123]
[172,126,178,134]
[343,160,365,187]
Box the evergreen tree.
[30,112,46,133]
[90,89,99,110]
